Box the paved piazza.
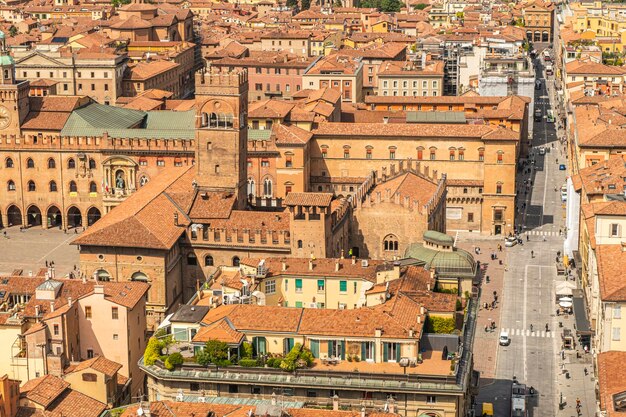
[0,226,80,277]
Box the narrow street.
[475,50,595,416]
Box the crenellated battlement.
[353,158,445,215]
[0,133,195,153]
[189,225,291,248]
[195,67,248,95]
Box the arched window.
[247,178,256,197]
[204,255,214,267]
[69,181,77,192]
[89,182,97,193]
[49,181,57,192]
[497,150,504,164]
[131,271,148,282]
[297,240,303,249]
[209,113,218,128]
[26,158,34,168]
[232,256,240,267]
[263,178,273,197]
[383,234,399,252]
[7,180,15,191]
[47,158,56,169]
[27,181,36,192]
[96,269,111,281]
[187,253,197,266]
[67,158,75,169]
[5,158,13,168]
[89,158,96,169]
[139,176,149,187]
[224,113,234,129]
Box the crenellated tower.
[194,67,248,208]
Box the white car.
[504,237,517,247]
[499,331,511,346]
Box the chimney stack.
[352,256,356,265]
[67,297,72,307]
[94,285,105,296]
[309,260,313,271]
[282,261,286,271]
[50,302,54,313]
[335,260,340,272]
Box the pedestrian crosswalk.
[526,230,560,237]
[534,100,551,106]
[500,328,555,338]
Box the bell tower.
[194,68,248,208]
[0,31,29,135]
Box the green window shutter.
[295,301,303,308]
[327,341,333,357]
[383,343,389,362]
[361,342,366,360]
[340,340,346,360]
[372,343,375,361]
[317,279,325,290]
[284,301,288,307]
[395,343,401,362]
[340,280,347,292]
[311,340,319,357]
[296,278,302,290]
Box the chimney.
[35,305,40,318]
[420,306,425,315]
[352,256,356,265]
[427,282,431,292]
[282,261,287,271]
[94,285,105,296]
[417,315,421,324]
[361,407,366,417]
[383,116,389,124]
[332,395,339,411]
[82,274,87,284]
[335,260,340,272]
[67,297,72,307]
[409,328,414,337]
[309,260,313,271]
[271,392,277,406]
[50,302,54,313]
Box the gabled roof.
[73,166,194,249]
[21,375,70,408]
[66,356,122,378]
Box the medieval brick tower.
[0,31,29,136]
[194,68,248,208]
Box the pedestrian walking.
[531,250,534,258]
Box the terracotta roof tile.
[21,375,69,408]
[120,401,243,417]
[597,351,626,417]
[192,319,245,344]
[284,192,333,207]
[596,245,626,301]
[66,356,122,377]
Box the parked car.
[547,110,555,123]
[561,184,567,202]
[534,109,543,122]
[505,236,518,247]
[499,331,511,346]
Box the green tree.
[242,342,253,359]
[414,2,427,9]
[286,0,298,7]
[111,0,131,7]
[8,26,17,37]
[380,0,401,12]
[301,0,311,10]
[425,316,456,334]
[279,343,314,372]
[196,339,229,366]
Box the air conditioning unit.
[361,259,369,267]
[198,397,206,403]
[309,302,317,308]
[339,303,347,310]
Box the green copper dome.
[0,31,5,39]
[0,55,14,66]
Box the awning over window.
[573,290,592,335]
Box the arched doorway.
[67,207,82,228]
[542,31,549,42]
[7,205,22,226]
[26,206,42,227]
[47,206,62,228]
[87,207,101,226]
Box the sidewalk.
[554,292,597,417]
[456,236,507,381]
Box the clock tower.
[0,30,29,135]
